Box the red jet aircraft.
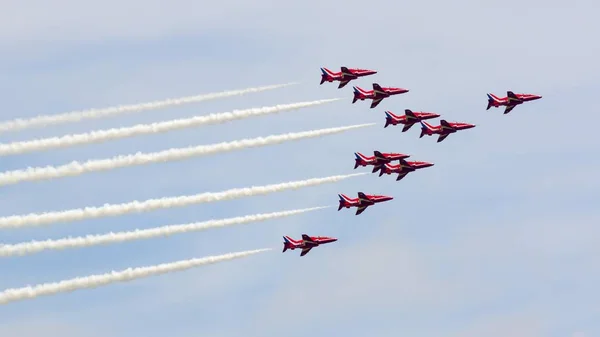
[384,109,441,131]
[320,66,377,89]
[282,234,337,257]
[378,158,434,181]
[486,91,542,114]
[338,192,393,215]
[354,150,410,172]
[419,119,475,143]
[352,83,409,109]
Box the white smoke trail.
[0,98,340,156]
[0,206,329,257]
[0,172,366,229]
[0,248,270,305]
[0,123,375,187]
[0,83,296,133]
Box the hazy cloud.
[0,0,598,336]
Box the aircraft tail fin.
[419,121,430,138]
[352,87,360,104]
[486,94,494,110]
[320,68,328,85]
[338,194,345,211]
[282,236,292,253]
[338,194,352,211]
[384,111,395,128]
[353,153,360,169]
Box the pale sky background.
[0,1,599,336]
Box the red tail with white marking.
[338,193,356,210]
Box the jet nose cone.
[425,162,435,167]
[466,124,476,128]
[535,95,542,99]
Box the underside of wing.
[437,134,449,142]
[506,91,523,105]
[402,123,414,132]
[300,247,312,256]
[504,105,516,114]
[356,205,368,215]
[338,79,350,88]
[439,120,455,132]
[370,98,383,109]
[396,172,409,181]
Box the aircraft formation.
[283,66,542,256]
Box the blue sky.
[0,0,598,336]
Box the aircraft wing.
[301,234,319,247]
[437,134,450,143]
[439,119,454,129]
[402,123,414,132]
[357,192,375,205]
[355,205,368,215]
[404,109,416,118]
[300,247,312,256]
[338,79,351,88]
[370,98,383,109]
[396,172,409,181]
[340,66,357,78]
[504,105,516,114]
[506,91,523,104]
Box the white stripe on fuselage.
[340,194,356,203]
[355,87,371,95]
[357,153,372,161]
[322,68,339,76]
